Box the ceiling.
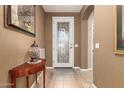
[42,5,83,12]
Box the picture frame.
[7,5,36,36]
[115,5,124,54]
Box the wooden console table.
[9,59,46,88]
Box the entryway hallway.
[33,68,95,88]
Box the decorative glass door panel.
[57,22,69,63]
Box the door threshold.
[54,67,73,69]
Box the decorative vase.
[28,41,40,62]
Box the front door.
[52,17,74,67]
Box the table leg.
[36,73,37,84]
[26,76,29,88]
[43,66,45,88]
[11,77,16,88]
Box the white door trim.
[88,11,94,70]
[52,16,74,67]
[88,11,94,82]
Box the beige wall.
[45,12,81,67]
[0,5,45,88]
[94,5,124,88]
[80,20,88,69]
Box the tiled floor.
[34,68,95,88]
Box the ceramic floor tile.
[35,68,95,88]
[63,80,81,88]
[46,80,63,88]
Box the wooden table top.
[9,59,46,78]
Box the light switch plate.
[75,44,78,47]
[95,43,100,48]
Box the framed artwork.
[115,5,124,54]
[7,5,36,36]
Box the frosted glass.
[57,22,69,63]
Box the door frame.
[52,16,74,67]
[88,11,94,70]
[87,11,94,82]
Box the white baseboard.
[46,67,54,69]
[92,83,97,88]
[30,72,42,88]
[73,67,80,69]
[80,69,92,72]
[73,67,92,72]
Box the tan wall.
[80,20,88,69]
[45,12,81,67]
[0,5,45,88]
[94,5,124,87]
